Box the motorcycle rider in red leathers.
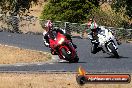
[43,20,77,55]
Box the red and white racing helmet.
[44,20,53,29]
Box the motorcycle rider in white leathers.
[87,18,119,54]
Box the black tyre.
[61,48,71,60]
[107,42,119,58]
[76,75,87,85]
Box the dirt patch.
[0,73,131,88]
[28,0,47,17]
[0,44,51,64]
[19,18,43,34]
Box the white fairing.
[97,26,118,51]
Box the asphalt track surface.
[0,32,132,73]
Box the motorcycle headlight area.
[108,32,112,36]
[58,38,65,44]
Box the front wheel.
[61,48,79,63]
[61,48,71,61]
[107,42,119,58]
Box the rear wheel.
[107,42,119,58]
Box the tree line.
[0,0,131,29]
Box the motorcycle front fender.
[57,46,70,60]
[59,44,76,58]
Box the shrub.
[40,0,99,23]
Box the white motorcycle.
[98,26,119,58]
[90,26,119,58]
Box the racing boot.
[91,46,103,54]
[101,47,106,53]
[96,47,105,53]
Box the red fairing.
[49,32,77,61]
[49,32,66,48]
[58,46,70,59]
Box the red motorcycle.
[49,32,79,63]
